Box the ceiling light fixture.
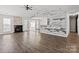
[24,5,32,10]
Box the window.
[3,18,11,32]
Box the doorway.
[69,15,78,33]
[29,20,40,31]
[29,20,36,31]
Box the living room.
[0,5,79,53]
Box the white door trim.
[67,12,79,36]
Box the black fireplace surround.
[14,25,23,32]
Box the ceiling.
[0,5,79,17]
[0,5,26,16]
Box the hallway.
[0,31,79,53]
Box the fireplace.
[14,25,23,32]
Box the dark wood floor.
[0,31,79,53]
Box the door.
[69,15,78,33]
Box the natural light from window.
[3,18,11,32]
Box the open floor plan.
[0,5,79,53]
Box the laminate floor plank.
[0,31,79,53]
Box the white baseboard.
[40,30,67,37]
[0,31,14,35]
[0,33,3,35]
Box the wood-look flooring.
[0,31,79,53]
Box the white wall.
[22,17,29,31]
[0,15,3,34]
[14,16,22,25]
[78,14,79,35]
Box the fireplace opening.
[14,25,23,33]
